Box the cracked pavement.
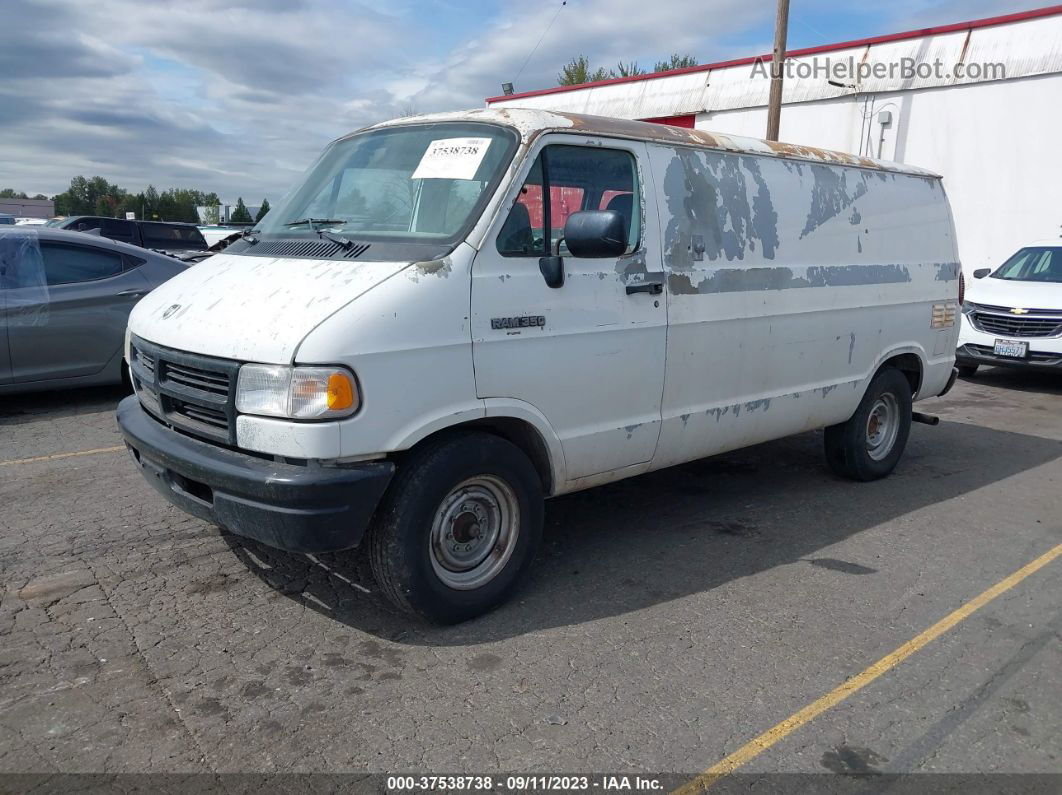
[1,370,1060,779]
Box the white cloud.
[9,0,1014,201]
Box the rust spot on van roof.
[364,108,941,178]
[554,112,723,149]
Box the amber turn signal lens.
[327,372,356,411]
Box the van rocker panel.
[117,396,395,553]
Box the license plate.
[993,339,1028,358]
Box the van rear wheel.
[824,368,912,481]
[366,432,543,624]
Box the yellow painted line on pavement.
[0,445,125,468]
[675,541,1062,794]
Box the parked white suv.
[957,241,1062,375]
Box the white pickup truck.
[117,109,961,622]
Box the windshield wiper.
[319,229,358,250]
[283,218,345,229]
[282,218,357,250]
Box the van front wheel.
[824,368,912,481]
[366,432,543,624]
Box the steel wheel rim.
[429,475,520,590]
[866,392,900,461]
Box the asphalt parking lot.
[1,369,1060,787]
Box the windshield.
[256,122,518,247]
[993,246,1062,283]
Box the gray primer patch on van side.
[801,165,868,239]
[662,151,719,271]
[744,157,779,259]
[616,250,650,279]
[662,147,781,267]
[667,263,912,295]
[934,261,960,282]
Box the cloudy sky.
[1,0,1029,203]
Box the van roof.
[367,107,941,179]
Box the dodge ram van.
[117,109,961,622]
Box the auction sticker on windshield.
[412,138,492,180]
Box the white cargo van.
[118,109,961,622]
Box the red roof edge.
[485,4,1062,104]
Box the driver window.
[497,144,640,257]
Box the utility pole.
[766,0,790,141]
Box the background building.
[486,6,1062,275]
[0,197,54,219]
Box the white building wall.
[490,11,1062,276]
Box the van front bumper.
[117,396,394,553]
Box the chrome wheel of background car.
[865,392,900,461]
[429,475,520,591]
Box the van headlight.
[236,364,359,419]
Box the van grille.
[130,336,240,445]
[163,362,231,396]
[971,310,1062,338]
[227,237,370,260]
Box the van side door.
[471,137,667,484]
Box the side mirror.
[539,255,564,289]
[564,210,628,259]
[973,268,991,279]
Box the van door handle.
[117,289,146,298]
[626,280,663,295]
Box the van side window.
[497,145,640,257]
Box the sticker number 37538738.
[411,138,492,181]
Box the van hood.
[129,253,410,362]
[966,277,1062,312]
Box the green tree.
[254,198,271,222]
[0,189,29,199]
[558,55,609,86]
[652,53,698,72]
[614,61,645,77]
[230,197,253,223]
[143,185,160,220]
[94,195,118,217]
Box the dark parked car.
[0,227,189,393]
[54,216,208,253]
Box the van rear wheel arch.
[876,351,923,398]
[825,366,913,481]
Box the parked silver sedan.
[0,228,190,393]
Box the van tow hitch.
[912,411,940,426]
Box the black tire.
[956,363,979,378]
[824,368,913,482]
[366,432,543,624]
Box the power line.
[513,1,567,88]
